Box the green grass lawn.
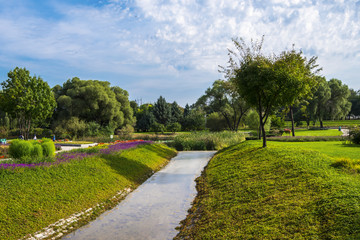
[285,119,360,128]
[0,143,176,239]
[283,129,343,136]
[175,140,360,239]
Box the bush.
[116,124,134,139]
[167,122,182,133]
[9,139,33,159]
[151,122,165,134]
[41,139,56,157]
[0,126,8,138]
[31,143,43,159]
[349,126,360,144]
[9,139,56,160]
[206,112,228,131]
[171,131,245,150]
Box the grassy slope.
[0,143,176,240]
[175,141,360,239]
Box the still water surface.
[63,151,215,240]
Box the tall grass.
[171,131,245,150]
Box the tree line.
[0,37,358,144]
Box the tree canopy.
[0,67,56,139]
[195,79,249,131]
[227,37,320,147]
[52,77,134,134]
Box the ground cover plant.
[175,141,360,239]
[171,131,245,150]
[0,141,176,239]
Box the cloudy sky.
[0,0,359,106]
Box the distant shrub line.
[169,131,245,150]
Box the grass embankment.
[170,131,245,150]
[0,143,176,240]
[175,141,360,239]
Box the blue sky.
[0,0,359,106]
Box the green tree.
[135,104,155,132]
[349,89,360,118]
[306,77,331,128]
[195,79,249,131]
[153,96,171,125]
[52,77,133,135]
[327,78,351,120]
[1,67,56,139]
[170,101,183,123]
[229,37,320,147]
[182,108,206,131]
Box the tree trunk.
[320,120,324,128]
[290,105,295,137]
[260,118,267,147]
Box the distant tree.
[349,89,360,118]
[327,78,351,120]
[153,96,171,125]
[111,86,136,126]
[195,79,249,131]
[1,67,56,139]
[306,77,331,128]
[182,108,206,131]
[206,112,228,131]
[135,104,155,132]
[170,101,183,123]
[183,104,190,118]
[52,77,133,134]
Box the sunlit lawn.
[283,128,343,137]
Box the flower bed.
[0,140,151,170]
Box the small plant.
[349,126,360,144]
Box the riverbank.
[175,141,360,239]
[0,143,176,240]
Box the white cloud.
[0,0,360,105]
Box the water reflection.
[63,151,215,240]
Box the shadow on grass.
[101,154,153,185]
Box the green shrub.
[31,143,43,159]
[9,140,33,159]
[349,126,360,144]
[167,122,182,133]
[41,139,56,157]
[171,131,245,150]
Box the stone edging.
[22,188,132,240]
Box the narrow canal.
[63,151,215,240]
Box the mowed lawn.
[175,140,360,239]
[284,129,343,136]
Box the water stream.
[62,151,215,240]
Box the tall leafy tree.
[1,67,56,139]
[135,104,155,132]
[327,78,351,120]
[53,77,133,133]
[153,96,171,125]
[349,89,360,118]
[227,37,320,147]
[306,77,331,128]
[170,101,183,123]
